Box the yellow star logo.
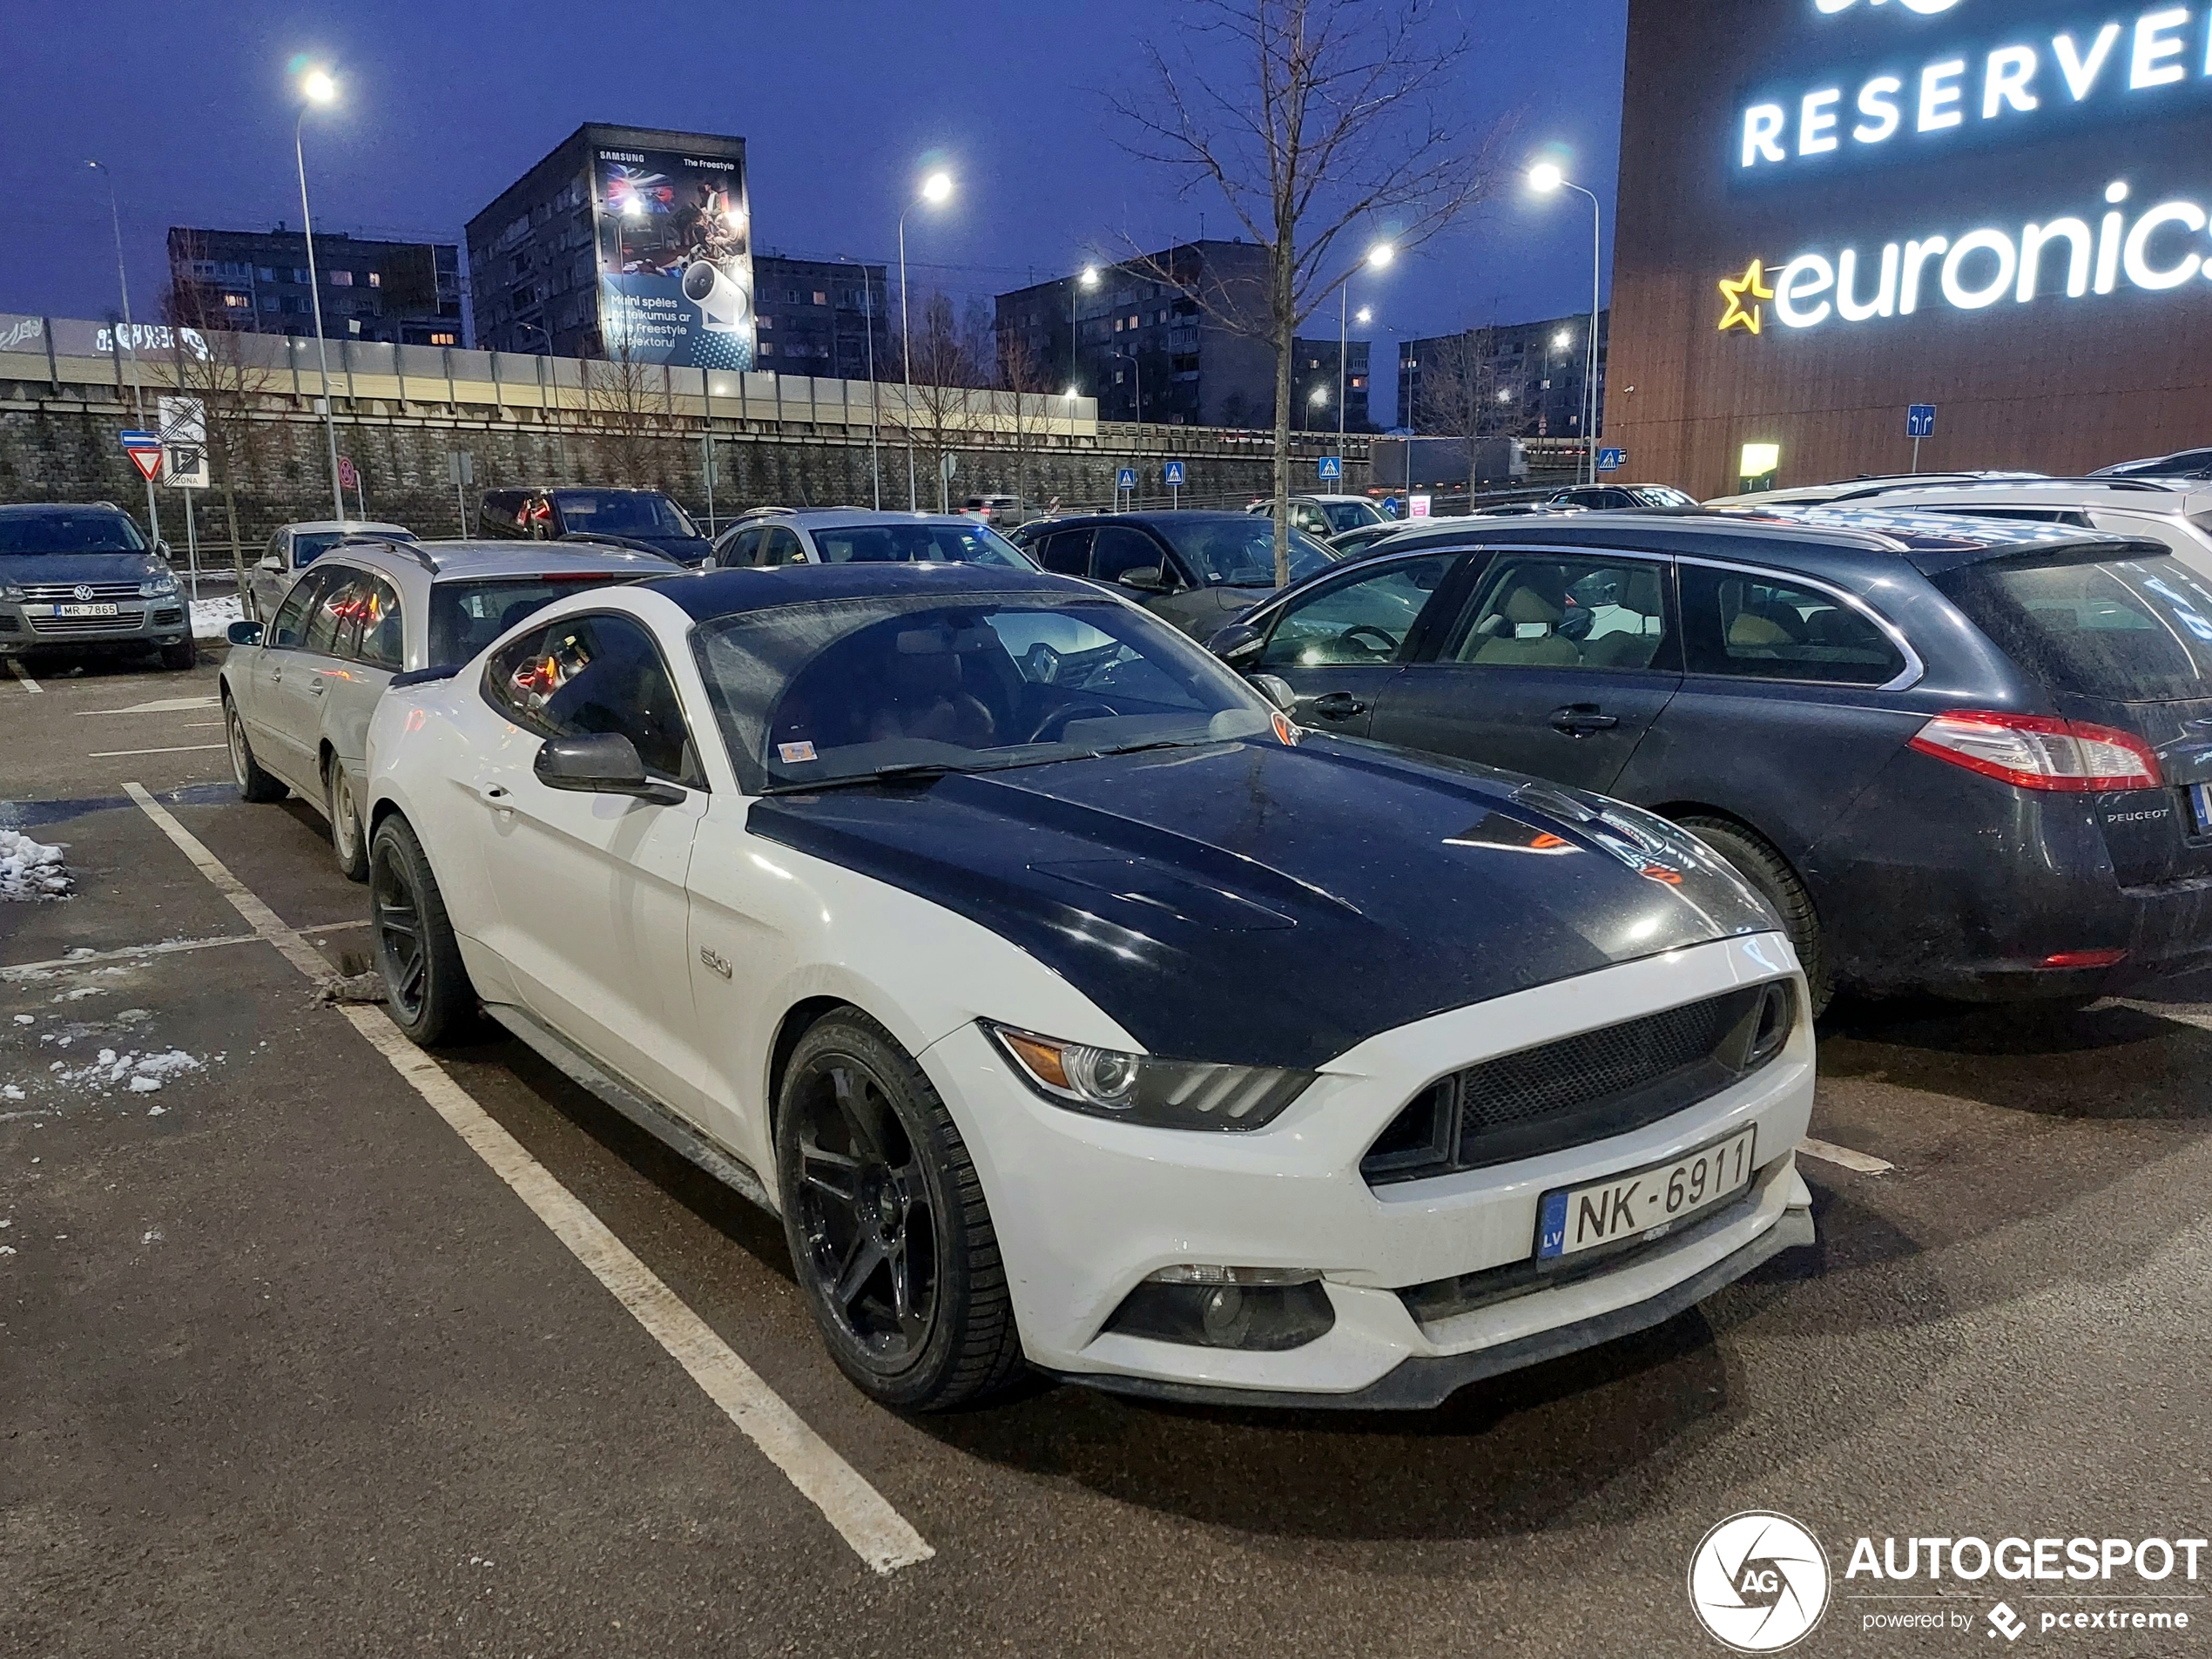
[1717,260,1774,335]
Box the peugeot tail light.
[1907,711,2161,792]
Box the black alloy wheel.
[368,815,474,1044]
[776,1011,1024,1411]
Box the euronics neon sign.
[1740,5,2212,173]
[1753,179,2212,332]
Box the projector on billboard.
[594,143,756,371]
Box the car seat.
[1466,576,1582,665]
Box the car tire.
[326,756,369,883]
[224,692,287,804]
[775,1009,1025,1413]
[369,814,475,1046]
[1678,814,1833,1016]
[160,640,196,670]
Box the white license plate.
[35,603,122,617]
[1536,1127,1757,1260]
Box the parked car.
[219,538,675,878]
[961,495,1038,529]
[1010,510,1340,637]
[479,487,713,564]
[1794,478,2212,577]
[0,502,192,669]
[1326,521,1411,561]
[363,560,1814,1412]
[1248,494,1390,538]
[2093,448,2212,481]
[245,520,415,623]
[711,509,1039,571]
[1704,472,2045,509]
[1546,483,1699,510]
[1204,508,2212,1011]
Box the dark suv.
[478,487,712,564]
[0,502,192,668]
[1208,507,2212,1009]
[1009,510,1339,637]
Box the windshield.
[1155,518,1337,587]
[1321,500,1383,532]
[0,511,148,555]
[553,491,699,539]
[429,574,645,665]
[1940,552,2212,703]
[805,522,1036,569]
[691,596,1278,792]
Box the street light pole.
[1528,163,1605,484]
[293,71,346,524]
[895,171,954,516]
[87,159,160,549]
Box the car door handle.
[268,665,283,685]
[475,782,511,807]
[307,675,326,696]
[1549,705,1620,735]
[1311,691,1372,720]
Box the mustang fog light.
[986,1023,1312,1130]
[1104,1267,1336,1352]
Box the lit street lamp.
[899,169,954,511]
[86,158,159,549]
[294,65,346,524]
[1072,264,1100,399]
[1529,160,1604,483]
[1338,241,1393,455]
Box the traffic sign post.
[1318,455,1343,482]
[1116,466,1137,508]
[1596,447,1628,474]
[448,449,475,535]
[1163,461,1184,509]
[1906,403,1937,472]
[338,455,366,521]
[120,429,163,483]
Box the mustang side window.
[1453,556,1673,671]
[1678,566,1904,686]
[1258,554,1458,668]
[486,613,705,787]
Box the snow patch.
[0,830,71,901]
[191,593,243,637]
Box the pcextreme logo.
[1689,1512,1833,1651]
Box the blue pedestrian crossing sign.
[1317,455,1343,481]
[1116,467,1137,491]
[1906,404,1938,438]
[1596,448,1628,473]
[1163,461,1186,489]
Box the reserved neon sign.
[1740,5,2212,172]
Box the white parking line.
[1797,1136,1895,1175]
[120,781,934,1575]
[87,744,228,759]
[76,696,220,717]
[5,659,41,693]
[1,920,369,981]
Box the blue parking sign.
[1596,448,1628,473]
[1318,455,1343,481]
[1163,461,1185,488]
[1116,467,1137,491]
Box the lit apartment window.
[328,269,354,287]
[223,293,252,309]
[368,271,381,287]
[812,291,827,305]
[429,331,457,346]
[1113,318,1124,333]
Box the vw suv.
[0,502,192,669]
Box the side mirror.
[1116,564,1168,594]
[1206,622,1264,665]
[154,540,173,561]
[259,554,283,572]
[226,620,264,647]
[533,733,686,806]
[1250,674,1298,713]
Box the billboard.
[591,139,755,370]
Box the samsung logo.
[598,151,645,163]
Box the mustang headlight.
[139,573,179,597]
[986,1023,1312,1130]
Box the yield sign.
[120,428,164,482]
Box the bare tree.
[580,338,675,488]
[1414,327,1532,500]
[162,237,280,595]
[898,289,989,512]
[1114,0,1512,582]
[997,325,1053,512]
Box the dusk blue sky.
[4,1,1629,419]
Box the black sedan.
[1206,508,2212,1010]
[1009,511,1339,637]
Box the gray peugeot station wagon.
[1207,507,2212,1012]
[0,502,192,668]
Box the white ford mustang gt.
[364,563,1816,1412]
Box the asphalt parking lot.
[7,646,2212,1657]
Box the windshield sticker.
[778,740,818,764]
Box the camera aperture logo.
[1690,1512,1833,1652]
